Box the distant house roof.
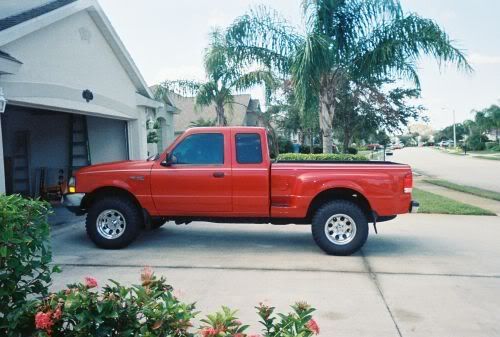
[0,0,77,32]
[165,91,262,133]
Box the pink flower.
[84,276,98,289]
[234,334,246,337]
[247,335,262,337]
[306,319,320,335]
[200,327,218,337]
[53,307,62,320]
[35,311,53,330]
[141,266,154,286]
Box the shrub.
[33,269,197,337]
[0,195,58,336]
[278,153,368,161]
[466,133,489,151]
[300,145,323,154]
[32,269,321,337]
[277,137,294,154]
[346,147,358,155]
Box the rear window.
[235,133,263,164]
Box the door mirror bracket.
[161,153,173,167]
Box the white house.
[0,0,176,197]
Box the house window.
[171,133,224,165]
[236,133,263,164]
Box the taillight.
[403,173,413,193]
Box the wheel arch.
[81,186,143,213]
[306,187,373,222]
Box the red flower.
[200,327,218,337]
[35,311,53,330]
[84,276,98,288]
[306,319,320,335]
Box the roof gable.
[0,0,154,99]
[0,0,77,32]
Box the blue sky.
[100,0,500,129]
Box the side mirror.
[160,153,173,167]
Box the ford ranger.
[63,127,419,255]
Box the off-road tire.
[311,200,368,256]
[86,197,142,249]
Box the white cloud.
[469,53,500,65]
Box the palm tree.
[226,0,471,152]
[159,29,278,126]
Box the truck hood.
[75,160,155,174]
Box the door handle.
[213,171,225,178]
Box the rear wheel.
[86,197,142,249]
[311,200,368,256]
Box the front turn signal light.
[68,177,76,193]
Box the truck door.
[150,130,232,215]
[230,129,270,216]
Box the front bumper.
[410,200,420,213]
[62,193,86,215]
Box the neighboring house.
[0,0,176,197]
[165,91,263,136]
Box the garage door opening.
[1,105,129,199]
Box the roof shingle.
[0,0,77,32]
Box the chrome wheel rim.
[96,209,127,239]
[324,214,357,245]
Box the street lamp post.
[442,107,457,148]
[453,109,456,148]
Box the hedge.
[278,153,368,161]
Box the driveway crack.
[361,250,403,337]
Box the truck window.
[235,133,263,164]
[171,133,224,165]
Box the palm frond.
[352,13,472,86]
[230,69,280,92]
[159,80,203,97]
[225,6,303,75]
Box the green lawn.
[413,188,496,216]
[423,179,500,202]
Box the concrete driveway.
[50,214,500,337]
[391,147,500,192]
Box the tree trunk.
[319,93,334,153]
[216,105,226,126]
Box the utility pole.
[453,109,457,148]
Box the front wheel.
[86,197,142,249]
[311,200,368,256]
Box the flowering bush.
[32,269,320,337]
[0,194,59,336]
[33,268,196,337]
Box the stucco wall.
[1,10,139,113]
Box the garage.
[0,0,177,197]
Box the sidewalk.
[415,179,500,216]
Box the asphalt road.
[50,214,500,337]
[391,147,500,192]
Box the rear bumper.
[410,200,420,213]
[62,193,86,215]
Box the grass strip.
[423,179,500,202]
[413,188,496,216]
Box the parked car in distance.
[385,146,394,156]
[392,143,404,150]
[63,127,418,256]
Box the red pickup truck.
[63,127,418,255]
